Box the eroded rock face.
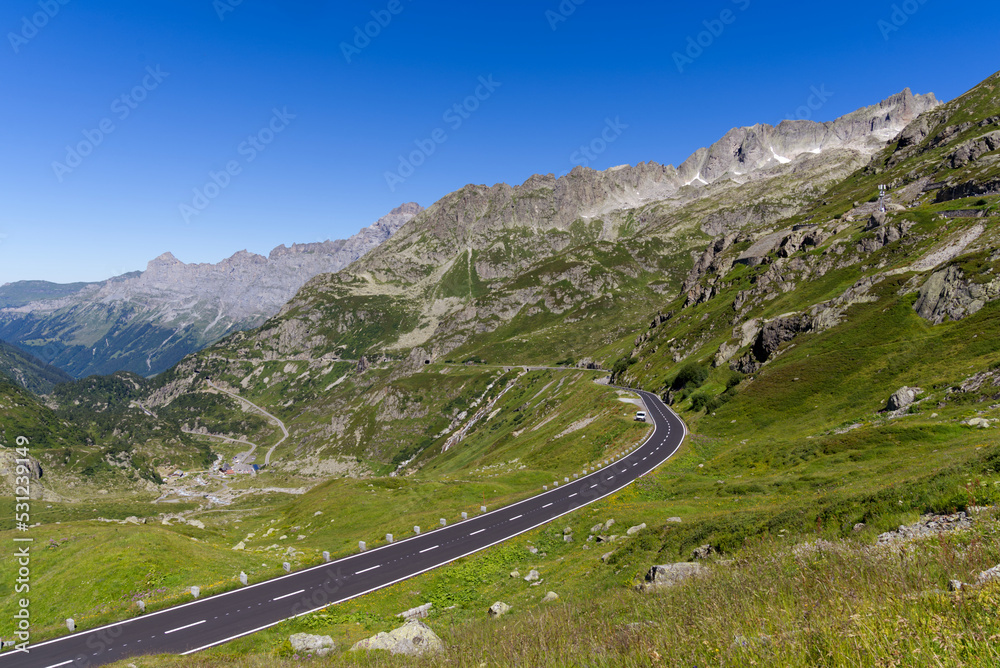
[732,314,813,374]
[947,131,1000,169]
[915,266,1000,324]
[350,620,444,657]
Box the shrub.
[672,362,709,391]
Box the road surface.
[0,388,685,667]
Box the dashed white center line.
[509,515,523,521]
[419,545,439,553]
[165,620,206,635]
[272,589,305,601]
[45,661,74,668]
[542,503,553,509]
[355,565,381,575]
[569,493,578,498]
[470,528,486,536]
[590,484,598,489]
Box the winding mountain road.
[207,382,289,466]
[0,388,686,667]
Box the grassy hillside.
[0,339,73,395]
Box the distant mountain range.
[0,203,422,379]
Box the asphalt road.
[1,388,686,668]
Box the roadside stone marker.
[239,571,248,585]
[66,619,75,632]
[322,551,330,562]
[461,512,468,520]
[283,562,291,573]
[414,526,421,535]
[359,540,367,551]
[386,533,394,543]
[440,518,447,527]
[137,601,146,613]
[190,586,200,599]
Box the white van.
[635,411,647,422]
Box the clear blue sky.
[1,0,998,284]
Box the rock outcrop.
[884,387,923,413]
[732,314,813,374]
[0,450,46,500]
[914,266,1000,324]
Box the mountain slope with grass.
[6,74,1000,666]
[0,339,72,395]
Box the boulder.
[886,387,923,412]
[976,564,1000,585]
[509,570,520,579]
[637,562,704,592]
[590,523,604,534]
[350,620,443,657]
[523,570,540,582]
[541,591,560,603]
[488,601,510,618]
[290,633,336,657]
[626,523,647,536]
[666,517,682,524]
[965,418,993,428]
[692,545,716,560]
[396,603,432,621]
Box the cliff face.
[0,204,421,378]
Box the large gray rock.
[349,620,443,657]
[885,387,923,412]
[290,633,336,657]
[488,601,511,618]
[637,562,705,592]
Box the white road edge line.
[419,545,439,553]
[355,565,380,575]
[272,589,305,602]
[43,662,74,668]
[165,620,206,635]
